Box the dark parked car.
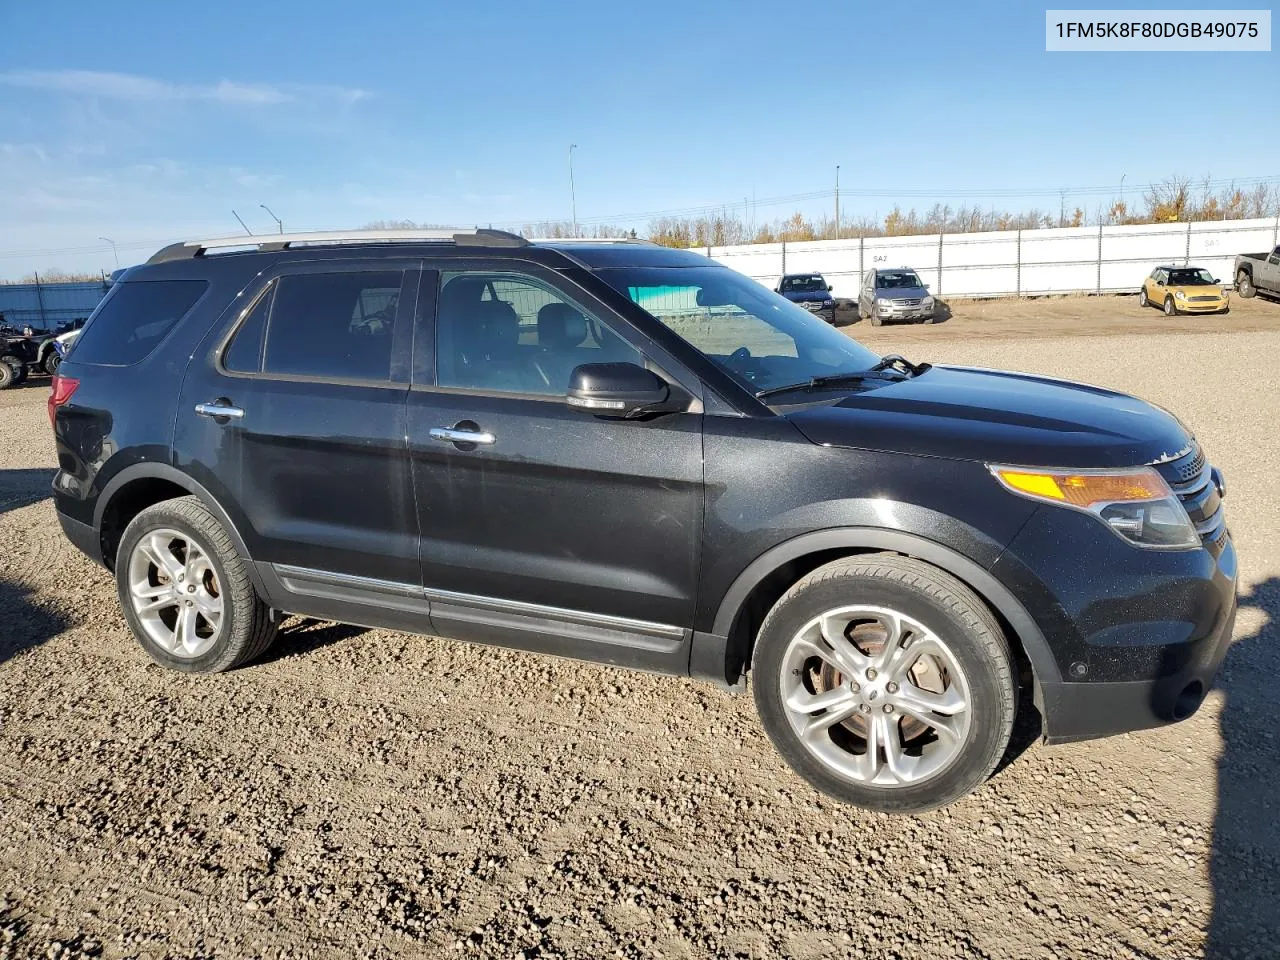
[775,273,837,323]
[51,229,1237,813]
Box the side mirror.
[923,283,930,289]
[566,362,671,417]
[827,284,834,292]
[1212,278,1220,284]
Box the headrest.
[537,302,587,350]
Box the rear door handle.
[195,401,245,420]
[429,427,495,445]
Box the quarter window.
[223,282,274,373]
[435,272,640,396]
[69,279,207,366]
[263,272,403,381]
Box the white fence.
[692,216,1280,300]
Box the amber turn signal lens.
[991,467,1169,507]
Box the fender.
[694,526,1062,696]
[93,462,268,597]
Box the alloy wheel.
[126,528,224,658]
[778,604,972,787]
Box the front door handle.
[429,426,495,446]
[195,401,245,420]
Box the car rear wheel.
[751,554,1016,813]
[1164,296,1178,317]
[1237,270,1255,298]
[116,495,277,673]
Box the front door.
[406,261,704,673]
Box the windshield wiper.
[754,369,906,400]
[872,353,932,377]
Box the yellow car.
[1139,265,1230,316]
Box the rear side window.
[264,272,403,382]
[69,280,208,365]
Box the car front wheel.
[1139,288,1149,308]
[116,495,277,673]
[751,554,1016,813]
[1164,297,1178,317]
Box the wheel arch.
[696,527,1061,706]
[93,463,265,595]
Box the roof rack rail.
[147,227,528,264]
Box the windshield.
[877,271,924,289]
[780,275,828,293]
[1168,268,1216,286]
[597,265,880,394]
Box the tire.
[1237,270,1255,298]
[1139,288,1149,308]
[1164,297,1178,317]
[0,361,14,390]
[43,352,61,376]
[857,303,869,321]
[0,355,23,385]
[115,495,277,673]
[870,313,883,327]
[751,554,1017,814]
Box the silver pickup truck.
[1234,245,1280,299]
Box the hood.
[783,365,1191,468]
[782,289,833,303]
[875,286,930,300]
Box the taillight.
[48,375,79,428]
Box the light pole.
[260,203,284,234]
[97,236,119,269]
[231,210,254,236]
[835,165,840,239]
[1119,173,1127,221]
[568,143,578,237]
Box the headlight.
[1221,289,1231,298]
[823,299,835,307]
[922,296,935,308]
[1175,290,1186,300]
[988,465,1199,549]
[875,298,891,307]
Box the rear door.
[176,259,421,596]
[406,259,704,672]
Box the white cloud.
[0,69,367,106]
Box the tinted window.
[69,280,207,365]
[436,272,640,396]
[264,272,403,381]
[223,282,274,373]
[780,276,827,293]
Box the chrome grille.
[890,298,923,307]
[1156,446,1224,545]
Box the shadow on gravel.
[0,467,56,515]
[258,617,370,665]
[0,579,70,665]
[1206,576,1280,958]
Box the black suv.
[51,230,1237,813]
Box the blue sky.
[0,0,1275,277]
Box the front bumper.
[799,303,837,322]
[991,506,1238,744]
[1179,300,1229,313]
[875,306,933,322]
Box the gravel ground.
[1,326,1277,959]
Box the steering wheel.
[726,345,768,383]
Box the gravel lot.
[2,318,1278,958]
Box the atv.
[0,327,40,389]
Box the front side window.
[598,265,879,395]
[435,271,640,396]
[263,271,403,381]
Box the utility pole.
[835,165,840,239]
[97,236,119,269]
[260,203,284,233]
[568,143,578,238]
[1059,189,1066,228]
[232,210,254,236]
[1120,173,1127,222]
